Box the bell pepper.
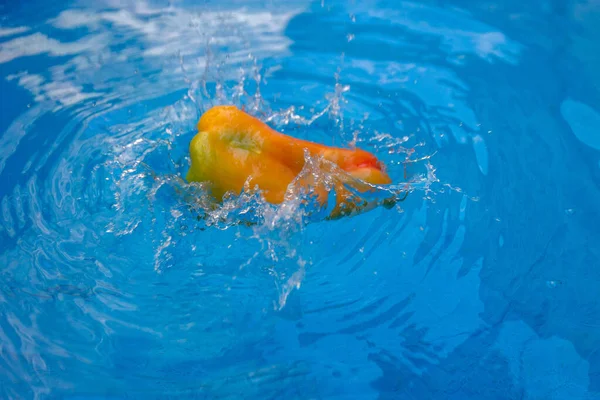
[186,105,394,218]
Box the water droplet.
[546,280,558,288]
[166,127,173,135]
[347,33,355,42]
[488,130,493,134]
[564,208,575,215]
[171,209,182,219]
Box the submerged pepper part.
[186,105,394,218]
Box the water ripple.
[3,0,586,398]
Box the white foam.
[49,6,300,58]
[50,9,99,29]
[4,1,305,110]
[0,32,107,64]
[0,26,29,37]
[7,71,101,107]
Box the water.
[1,0,600,398]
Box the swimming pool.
[1,0,600,398]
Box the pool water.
[1,0,600,398]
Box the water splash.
[100,50,445,305]
[0,2,487,397]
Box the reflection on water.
[1,0,600,398]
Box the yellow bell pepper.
[186,105,394,218]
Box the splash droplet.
[546,280,558,289]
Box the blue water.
[1,0,600,398]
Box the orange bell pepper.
[186,105,394,218]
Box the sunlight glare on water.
[1,0,600,399]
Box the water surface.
[1,0,600,398]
